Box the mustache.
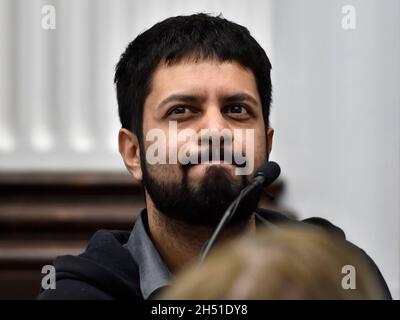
[180,147,248,168]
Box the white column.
[15,0,56,153]
[57,0,95,153]
[91,0,127,154]
[0,0,16,152]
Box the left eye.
[226,105,248,114]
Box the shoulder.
[38,229,142,300]
[256,208,346,238]
[255,208,392,299]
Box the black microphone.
[252,161,281,188]
[199,161,281,262]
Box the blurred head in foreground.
[159,225,386,299]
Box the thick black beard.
[141,159,262,228]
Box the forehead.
[146,59,260,104]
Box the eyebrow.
[156,92,259,110]
[156,94,201,110]
[222,93,259,107]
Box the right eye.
[170,106,189,115]
[167,105,199,120]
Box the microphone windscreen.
[255,161,281,186]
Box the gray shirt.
[125,208,271,300]
[125,209,172,299]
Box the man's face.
[138,58,272,226]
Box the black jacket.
[38,208,392,300]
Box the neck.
[145,199,256,275]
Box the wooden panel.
[0,171,145,299]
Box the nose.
[197,105,232,147]
[201,104,227,129]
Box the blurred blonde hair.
[159,224,386,299]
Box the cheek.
[241,125,267,156]
[253,129,268,168]
[144,161,183,185]
[142,138,181,179]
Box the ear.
[118,128,143,182]
[266,127,274,158]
